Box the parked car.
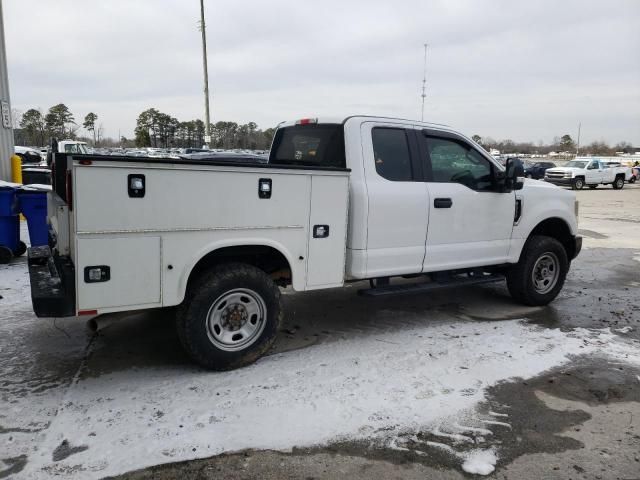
[524,161,556,180]
[14,146,43,165]
[30,116,581,370]
[544,158,629,190]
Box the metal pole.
[199,0,211,149]
[576,122,581,157]
[421,43,428,122]
[0,0,16,181]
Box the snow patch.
[461,448,498,475]
[614,326,633,334]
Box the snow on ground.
[14,318,640,479]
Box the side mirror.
[505,157,525,191]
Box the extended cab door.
[419,131,515,271]
[361,122,429,277]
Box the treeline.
[14,104,102,147]
[472,133,636,156]
[134,108,274,150]
[13,104,276,151]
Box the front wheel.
[176,263,283,370]
[506,235,569,306]
[572,177,584,190]
[0,246,12,264]
[612,177,624,189]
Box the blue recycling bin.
[0,185,23,263]
[18,189,49,247]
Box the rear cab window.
[269,124,346,168]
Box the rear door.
[361,122,429,277]
[419,130,515,271]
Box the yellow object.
[11,154,22,184]
[10,154,25,220]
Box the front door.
[585,160,603,184]
[419,131,515,272]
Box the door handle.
[434,198,453,208]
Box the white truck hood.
[545,167,583,174]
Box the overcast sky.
[4,0,640,144]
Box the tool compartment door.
[306,174,349,289]
[76,236,161,310]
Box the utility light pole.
[199,0,211,149]
[421,43,428,122]
[576,122,581,157]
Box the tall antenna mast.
[421,43,428,122]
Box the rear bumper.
[572,235,582,260]
[28,246,76,317]
[544,177,573,186]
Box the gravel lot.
[1,182,639,479]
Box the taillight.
[66,170,73,210]
[295,118,318,125]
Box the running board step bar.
[358,274,505,297]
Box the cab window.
[371,128,413,181]
[425,136,494,191]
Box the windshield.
[564,161,587,168]
[269,124,345,168]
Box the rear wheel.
[176,263,282,370]
[13,241,27,257]
[572,177,584,190]
[507,235,569,306]
[612,176,624,189]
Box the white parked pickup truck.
[544,157,629,190]
[29,116,582,370]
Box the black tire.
[588,184,597,189]
[13,241,27,257]
[572,177,584,190]
[629,176,636,184]
[506,235,569,306]
[176,263,282,370]
[612,176,624,190]
[0,246,12,264]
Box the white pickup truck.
[28,116,582,370]
[544,158,629,190]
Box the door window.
[425,136,494,191]
[371,128,413,181]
